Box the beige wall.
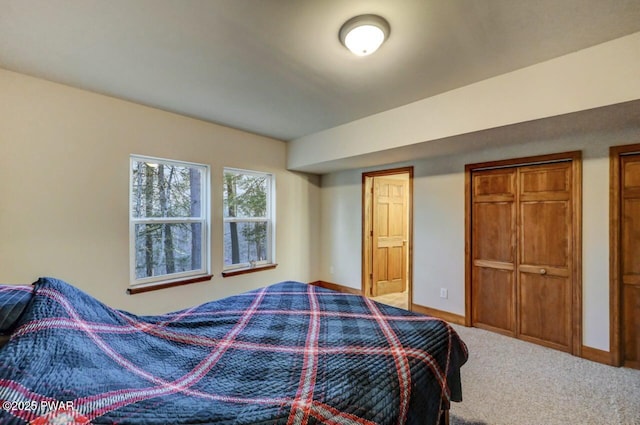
[319,130,640,352]
[289,32,640,172]
[0,69,320,314]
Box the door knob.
[540,268,547,275]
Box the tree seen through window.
[223,169,273,268]
[130,157,208,284]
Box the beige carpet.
[449,325,640,425]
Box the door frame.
[610,143,640,367]
[465,151,582,355]
[362,167,413,310]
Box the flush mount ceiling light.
[339,14,390,56]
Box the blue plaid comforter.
[0,278,467,425]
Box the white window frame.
[129,155,210,287]
[223,167,275,271]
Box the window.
[223,168,274,270]
[130,155,210,287]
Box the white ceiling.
[1,0,640,141]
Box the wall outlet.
[329,266,334,274]
[440,288,448,299]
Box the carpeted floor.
[448,325,640,425]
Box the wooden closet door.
[518,163,573,352]
[621,155,640,368]
[471,169,517,335]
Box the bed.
[0,278,467,425]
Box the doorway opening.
[362,167,413,310]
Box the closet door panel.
[472,267,514,333]
[518,163,573,351]
[520,202,569,268]
[471,169,516,335]
[520,273,571,349]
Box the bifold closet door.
[471,161,574,351]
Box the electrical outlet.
[440,288,448,299]
[330,266,334,274]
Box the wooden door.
[621,154,640,368]
[469,155,579,353]
[372,177,408,297]
[518,163,573,352]
[471,168,517,336]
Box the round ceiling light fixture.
[339,14,390,56]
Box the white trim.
[129,155,210,287]
[131,217,205,223]
[131,153,209,170]
[222,168,275,270]
[223,217,268,222]
[223,167,269,178]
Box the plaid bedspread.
[0,278,467,425]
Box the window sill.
[221,263,278,277]
[127,274,213,295]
